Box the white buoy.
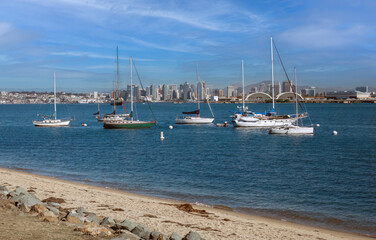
[160,131,165,140]
[81,123,87,127]
[332,130,338,135]
[169,125,173,129]
[316,124,320,127]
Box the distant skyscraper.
[134,85,140,101]
[150,84,157,100]
[259,83,266,93]
[197,82,204,101]
[282,81,292,93]
[356,86,368,92]
[162,84,169,100]
[226,86,235,98]
[183,82,190,101]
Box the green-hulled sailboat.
[103,57,156,129]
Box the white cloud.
[278,23,368,48]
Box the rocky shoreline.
[0,185,204,240]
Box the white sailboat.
[103,57,156,129]
[269,67,314,135]
[33,72,70,127]
[233,37,297,128]
[175,65,214,124]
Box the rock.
[0,186,9,196]
[113,219,137,231]
[131,224,151,239]
[85,212,99,223]
[42,197,65,204]
[11,192,44,207]
[169,232,182,240]
[43,216,59,223]
[66,212,85,224]
[14,187,28,195]
[76,207,87,214]
[46,205,59,216]
[38,210,56,218]
[100,216,115,227]
[76,222,112,237]
[0,199,14,209]
[47,202,61,208]
[183,232,202,240]
[18,203,31,213]
[150,230,168,240]
[31,204,48,214]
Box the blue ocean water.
[0,102,375,236]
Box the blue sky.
[0,0,375,92]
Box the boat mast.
[242,60,245,112]
[271,37,275,110]
[196,64,200,116]
[116,46,120,99]
[130,57,133,121]
[53,71,57,120]
[112,80,116,112]
[294,66,298,125]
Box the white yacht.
[233,37,296,128]
[33,72,70,127]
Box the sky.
[0,0,375,92]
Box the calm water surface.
[0,103,375,236]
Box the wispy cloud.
[278,22,368,48]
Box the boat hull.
[103,120,156,129]
[175,117,214,124]
[33,120,70,127]
[269,126,314,135]
[233,118,296,128]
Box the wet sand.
[0,167,372,240]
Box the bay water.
[0,102,375,236]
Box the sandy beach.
[0,167,372,240]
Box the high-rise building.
[197,82,204,101]
[134,85,140,101]
[282,81,291,93]
[150,84,157,100]
[259,83,266,93]
[226,86,235,98]
[162,84,169,100]
[93,91,98,99]
[356,86,368,92]
[182,82,190,101]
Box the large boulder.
[131,224,151,239]
[76,207,87,214]
[85,212,99,223]
[46,205,59,216]
[169,232,182,240]
[109,232,141,240]
[183,232,202,240]
[14,187,28,195]
[113,219,137,231]
[10,192,44,207]
[100,216,116,227]
[66,211,85,224]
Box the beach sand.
[0,167,372,240]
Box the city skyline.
[1,0,376,91]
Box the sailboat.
[233,37,297,128]
[175,65,214,124]
[103,57,156,129]
[269,67,314,135]
[33,72,70,127]
[97,47,129,122]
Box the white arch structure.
[245,92,305,101]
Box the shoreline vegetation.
[0,167,373,240]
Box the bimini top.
[182,109,199,115]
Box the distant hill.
[227,81,375,93]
